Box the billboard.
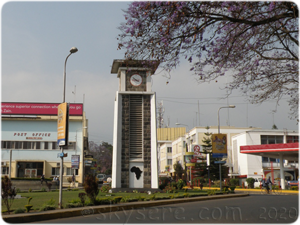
[57,103,69,146]
[212,133,227,158]
[71,155,80,169]
[1,102,83,116]
[192,144,205,160]
[184,152,195,166]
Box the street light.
[217,105,235,191]
[59,47,78,209]
[218,105,235,134]
[62,47,78,102]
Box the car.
[103,175,112,183]
[96,174,106,184]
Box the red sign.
[1,102,83,116]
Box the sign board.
[214,161,226,164]
[212,133,228,158]
[184,152,195,167]
[57,103,69,146]
[85,155,93,158]
[192,144,205,161]
[71,155,80,169]
[1,102,83,116]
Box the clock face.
[130,74,143,87]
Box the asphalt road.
[39,194,298,223]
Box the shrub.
[100,185,111,193]
[65,203,82,208]
[120,196,130,203]
[207,190,216,196]
[1,176,17,214]
[41,187,47,192]
[229,178,239,186]
[14,208,26,214]
[16,188,21,193]
[95,197,111,205]
[163,185,177,193]
[39,205,56,211]
[149,194,156,200]
[28,188,32,193]
[36,197,56,211]
[177,179,186,190]
[183,193,189,198]
[229,186,236,191]
[138,195,146,201]
[113,196,123,204]
[246,178,255,188]
[24,205,33,213]
[78,193,86,205]
[84,174,99,205]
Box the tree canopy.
[118,1,298,119]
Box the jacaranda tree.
[117,1,298,120]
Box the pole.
[59,147,63,208]
[58,47,77,209]
[218,108,222,191]
[9,149,12,179]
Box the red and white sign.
[1,102,83,116]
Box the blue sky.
[1,1,298,144]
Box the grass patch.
[4,189,210,212]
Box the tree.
[118,1,298,119]
[199,126,227,181]
[83,174,99,205]
[1,176,16,214]
[173,161,184,179]
[88,141,113,175]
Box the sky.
[1,1,298,144]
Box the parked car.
[103,175,112,184]
[96,174,106,184]
[245,178,262,188]
[287,180,299,189]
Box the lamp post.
[217,105,235,191]
[59,47,78,209]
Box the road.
[39,194,298,223]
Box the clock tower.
[111,59,159,191]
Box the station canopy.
[240,143,299,161]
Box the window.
[1,167,9,175]
[52,142,58,150]
[35,142,41,149]
[15,142,22,149]
[287,136,299,143]
[52,167,60,176]
[261,135,283,144]
[23,142,32,149]
[167,159,172,165]
[167,147,172,153]
[66,168,78,176]
[261,136,284,163]
[44,142,49,149]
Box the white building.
[232,129,299,186]
[1,102,88,185]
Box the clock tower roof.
[111,59,160,75]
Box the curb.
[2,193,249,223]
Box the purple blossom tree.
[117,1,298,120]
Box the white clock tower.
[111,59,159,191]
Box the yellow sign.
[57,102,68,146]
[212,134,227,158]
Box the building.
[1,102,88,185]
[158,126,259,178]
[232,129,299,188]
